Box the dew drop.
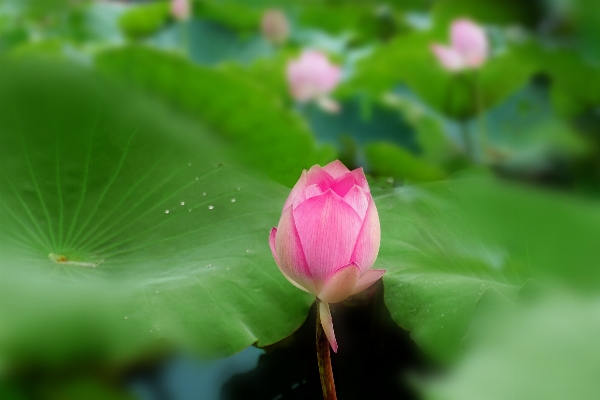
[188,209,192,212]
[195,177,199,180]
[124,316,128,320]
[208,205,214,210]
[226,267,230,271]
[441,313,444,317]
[207,263,212,267]
[165,210,170,214]
[203,192,206,196]
[150,330,153,333]
[237,187,241,190]
[180,201,185,206]
[187,162,192,166]
[231,198,236,203]
[155,290,160,294]
[246,249,250,253]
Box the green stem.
[316,300,337,400]
[472,70,489,163]
[460,119,473,160]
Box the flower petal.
[283,170,307,210]
[293,189,363,281]
[342,185,368,220]
[322,159,351,180]
[318,262,360,303]
[351,269,385,295]
[330,174,356,197]
[350,167,370,193]
[269,227,278,262]
[276,205,317,294]
[271,227,311,293]
[351,197,381,275]
[319,301,338,353]
[431,44,464,71]
[451,19,488,68]
[304,184,322,200]
[305,165,334,192]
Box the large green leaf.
[375,177,600,361]
[95,46,322,187]
[0,60,312,366]
[424,294,600,400]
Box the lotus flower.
[431,19,488,71]
[171,0,191,21]
[286,50,342,113]
[261,9,289,45]
[269,160,384,352]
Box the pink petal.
[318,263,360,303]
[304,184,322,201]
[330,174,356,197]
[283,170,308,211]
[271,227,311,293]
[319,301,338,353]
[451,19,488,68]
[431,44,464,71]
[350,167,370,193]
[293,189,363,281]
[351,269,385,295]
[342,185,368,220]
[269,227,278,262]
[322,160,351,180]
[305,165,334,192]
[276,205,318,294]
[351,197,381,275]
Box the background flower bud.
[431,18,488,71]
[261,9,290,45]
[269,160,385,352]
[286,50,342,109]
[171,0,191,21]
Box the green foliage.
[346,31,537,120]
[365,142,446,182]
[376,177,600,361]
[118,1,170,40]
[424,295,600,399]
[432,0,544,28]
[194,0,262,34]
[0,60,312,365]
[95,46,323,187]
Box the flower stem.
[316,299,337,400]
[472,70,489,163]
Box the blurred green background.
[1,0,600,399]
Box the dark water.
[131,282,431,400]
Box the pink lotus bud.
[171,0,191,21]
[431,19,488,71]
[269,160,384,352]
[286,50,342,112]
[261,9,290,45]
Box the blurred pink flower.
[269,160,384,352]
[261,9,290,45]
[431,19,488,71]
[286,50,342,112]
[171,0,191,21]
